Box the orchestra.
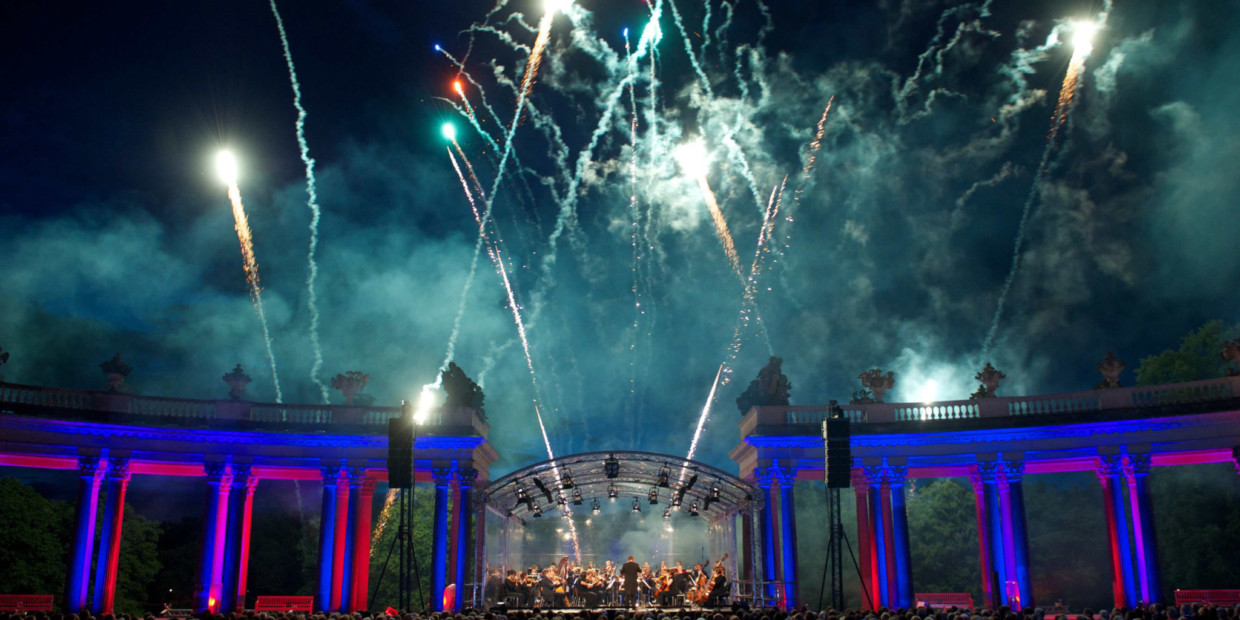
[491,554,732,610]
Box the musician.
[503,570,528,607]
[706,565,729,607]
[538,567,560,608]
[484,568,504,608]
[655,568,676,607]
[672,561,691,597]
[621,555,642,606]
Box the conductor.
[620,555,642,606]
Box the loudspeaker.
[387,416,413,489]
[823,417,851,489]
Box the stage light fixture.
[556,493,567,509]
[608,483,618,501]
[561,468,574,489]
[572,489,584,505]
[662,508,672,520]
[671,493,683,510]
[592,499,601,515]
[632,497,641,513]
[532,502,543,518]
[709,484,721,500]
[604,454,620,479]
[657,464,671,488]
[648,486,659,504]
[688,501,700,517]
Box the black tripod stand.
[374,409,425,613]
[817,487,874,612]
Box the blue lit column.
[198,463,232,613]
[454,468,478,612]
[92,457,131,614]
[755,467,779,603]
[978,461,1008,605]
[864,465,889,608]
[776,465,800,609]
[888,465,913,610]
[1124,454,1161,604]
[1002,460,1032,609]
[341,469,363,611]
[67,456,104,613]
[1097,456,1137,608]
[317,465,341,612]
[432,468,452,612]
[220,464,251,613]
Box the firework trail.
[775,99,833,297]
[684,363,725,464]
[624,26,647,431]
[219,158,283,404]
[268,0,329,404]
[982,19,1101,358]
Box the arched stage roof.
[482,450,762,519]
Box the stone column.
[351,473,377,612]
[1124,453,1161,604]
[775,465,800,609]
[1097,456,1136,609]
[431,467,453,611]
[67,456,105,613]
[340,469,364,611]
[741,504,755,584]
[236,474,259,609]
[454,468,478,612]
[1001,460,1032,608]
[198,462,232,613]
[331,469,351,612]
[851,469,876,611]
[879,470,898,609]
[977,462,1007,606]
[888,465,914,610]
[93,458,132,614]
[755,467,780,604]
[220,464,251,612]
[863,465,889,609]
[317,465,342,612]
[969,470,994,609]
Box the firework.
[216,150,283,404]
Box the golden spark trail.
[683,363,725,467]
[226,183,284,403]
[454,81,477,123]
[695,175,743,279]
[780,98,833,261]
[982,22,1098,357]
[369,489,400,553]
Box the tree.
[0,477,72,605]
[114,505,162,615]
[1135,320,1240,385]
[905,478,981,602]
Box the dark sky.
[2,0,1238,476]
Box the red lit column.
[969,469,994,609]
[330,469,351,611]
[197,462,232,613]
[93,458,132,614]
[851,468,876,611]
[1124,453,1161,604]
[221,464,252,612]
[236,474,258,608]
[1097,456,1135,609]
[67,456,105,613]
[879,472,897,609]
[350,472,377,612]
[447,471,463,594]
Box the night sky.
[2,0,1238,477]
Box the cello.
[693,553,727,605]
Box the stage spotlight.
[662,508,672,520]
[604,454,620,478]
[709,483,721,501]
[657,464,671,488]
[608,483,618,501]
[688,501,700,517]
[572,489,584,505]
[532,502,543,518]
[648,486,659,504]
[561,468,574,489]
[592,498,601,515]
[671,493,683,510]
[632,497,641,513]
[556,493,567,509]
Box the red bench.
[1175,590,1240,606]
[0,595,54,612]
[916,593,974,611]
[254,595,315,613]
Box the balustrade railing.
[0,381,436,429]
[746,375,1240,429]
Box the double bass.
[693,553,727,605]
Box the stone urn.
[222,364,252,400]
[975,362,1005,397]
[858,368,895,403]
[1095,352,1125,389]
[100,354,132,393]
[331,371,371,404]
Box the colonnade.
[754,462,799,608]
[59,456,480,615]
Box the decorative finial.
[222,364,252,400]
[858,368,895,403]
[100,354,132,392]
[331,370,371,404]
[1095,352,1126,389]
